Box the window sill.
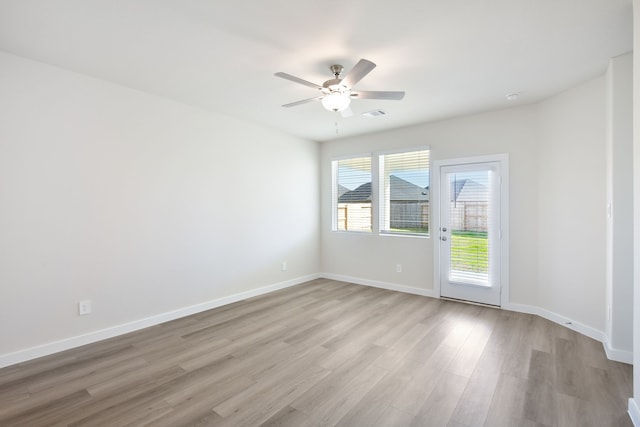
[331,230,430,239]
[379,232,430,239]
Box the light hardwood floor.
[0,279,633,426]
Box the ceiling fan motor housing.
[323,64,350,94]
[329,64,343,78]
[322,78,348,92]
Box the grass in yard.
[389,226,429,234]
[386,228,488,273]
[451,230,488,273]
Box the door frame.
[432,154,510,307]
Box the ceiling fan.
[274,59,405,116]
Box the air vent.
[362,109,387,118]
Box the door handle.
[440,227,447,232]
[440,236,447,241]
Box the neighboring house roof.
[389,175,429,202]
[337,184,350,198]
[339,182,372,202]
[451,179,488,202]
[338,176,429,203]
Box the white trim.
[375,144,431,156]
[371,154,380,235]
[330,152,373,162]
[331,159,338,231]
[603,335,634,365]
[320,273,436,298]
[0,274,320,369]
[432,153,510,308]
[629,399,640,426]
[432,163,442,299]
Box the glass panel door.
[439,162,501,306]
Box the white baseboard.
[0,274,320,369]
[603,335,634,365]
[629,398,640,426]
[319,273,436,298]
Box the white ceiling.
[0,0,633,142]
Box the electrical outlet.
[281,261,287,271]
[396,264,402,273]
[78,300,92,316]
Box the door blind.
[447,170,492,286]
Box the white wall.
[321,73,616,341]
[536,76,607,333]
[605,53,634,357]
[0,52,319,363]
[630,1,640,424]
[320,105,540,303]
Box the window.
[332,156,372,232]
[331,148,430,236]
[379,149,430,235]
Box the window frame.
[378,146,431,238]
[331,153,374,234]
[331,146,431,238]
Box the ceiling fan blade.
[274,72,323,90]
[282,96,324,108]
[351,90,405,100]
[340,59,376,88]
[340,106,354,118]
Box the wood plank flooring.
[0,279,633,426]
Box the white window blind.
[333,156,372,232]
[447,169,492,286]
[379,149,430,235]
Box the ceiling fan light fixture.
[322,91,351,112]
[275,59,404,113]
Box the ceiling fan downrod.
[329,64,343,79]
